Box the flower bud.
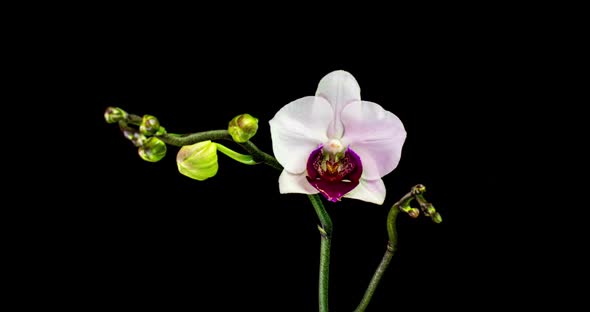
[432,212,442,223]
[104,107,128,123]
[228,113,258,143]
[121,127,147,146]
[138,137,167,162]
[412,184,426,195]
[408,208,420,218]
[139,114,161,136]
[176,140,218,181]
[425,203,436,216]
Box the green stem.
[319,231,331,312]
[354,208,399,312]
[238,141,282,171]
[387,192,413,243]
[214,143,257,165]
[157,131,282,171]
[308,194,333,233]
[126,114,143,125]
[355,186,424,311]
[158,130,232,145]
[308,194,332,312]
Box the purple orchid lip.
[306,145,363,202]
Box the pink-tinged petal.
[269,96,333,174]
[343,178,386,205]
[315,70,361,138]
[341,101,407,180]
[346,147,363,182]
[279,170,319,194]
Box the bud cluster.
[105,107,167,162]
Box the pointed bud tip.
[432,212,443,223]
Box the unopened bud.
[408,208,420,218]
[177,140,218,181]
[432,212,443,223]
[412,184,426,195]
[122,127,147,146]
[228,114,258,143]
[425,203,436,216]
[139,114,161,136]
[104,107,128,123]
[138,137,167,162]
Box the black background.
[21,12,561,310]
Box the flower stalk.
[308,194,333,312]
[354,184,440,312]
[214,143,257,165]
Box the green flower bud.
[138,137,167,162]
[121,127,147,147]
[425,203,436,216]
[412,184,426,195]
[177,140,218,181]
[228,113,259,143]
[432,212,443,224]
[408,208,420,218]
[104,107,128,123]
[140,114,161,136]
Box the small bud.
[177,140,219,181]
[138,137,167,162]
[122,129,135,141]
[121,127,147,146]
[228,113,259,143]
[104,107,128,123]
[432,212,443,223]
[139,114,161,136]
[408,208,420,218]
[412,184,426,195]
[425,203,436,216]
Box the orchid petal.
[269,96,333,174]
[278,170,319,194]
[343,178,386,205]
[341,101,406,180]
[315,70,361,138]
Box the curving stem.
[308,194,333,312]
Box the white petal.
[278,170,319,194]
[341,101,406,180]
[269,96,333,174]
[344,178,386,205]
[315,70,361,138]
